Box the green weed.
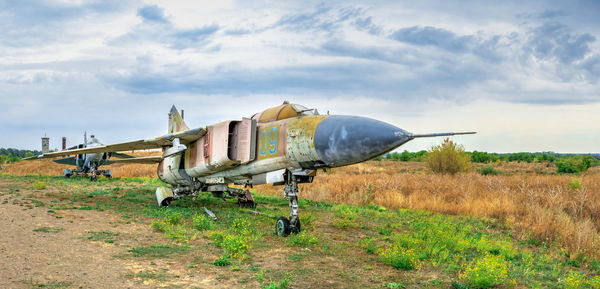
[192,213,213,231]
[86,231,118,243]
[33,227,63,233]
[126,244,190,258]
[212,256,231,266]
[459,254,509,289]
[32,181,46,190]
[285,231,318,247]
[377,245,420,270]
[562,271,600,289]
[383,283,406,289]
[26,281,71,288]
[261,275,292,289]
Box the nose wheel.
[275,173,302,237]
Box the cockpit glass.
[292,104,318,115]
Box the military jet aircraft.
[31,133,139,181]
[30,102,474,236]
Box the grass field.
[1,159,600,288]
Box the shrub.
[478,166,499,176]
[556,156,597,174]
[460,254,509,288]
[377,246,420,270]
[556,158,583,174]
[192,214,213,231]
[426,138,470,175]
[212,256,231,266]
[568,178,582,190]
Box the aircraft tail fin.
[168,105,190,134]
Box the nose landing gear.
[275,170,311,237]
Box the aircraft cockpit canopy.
[252,102,319,123]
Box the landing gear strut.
[275,171,302,237]
[227,188,256,208]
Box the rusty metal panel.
[287,115,328,162]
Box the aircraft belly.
[195,156,298,182]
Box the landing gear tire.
[275,216,291,237]
[65,174,71,178]
[90,175,97,181]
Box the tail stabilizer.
[168,105,190,134]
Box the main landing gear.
[64,168,112,181]
[275,172,302,237]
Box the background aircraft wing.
[107,156,163,164]
[110,152,135,158]
[53,157,78,166]
[25,127,206,160]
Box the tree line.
[376,148,600,174]
[0,148,41,164]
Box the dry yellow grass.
[257,161,600,258]
[2,150,160,177]
[3,156,599,258]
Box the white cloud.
[0,0,598,152]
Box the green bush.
[426,138,470,175]
[478,166,499,176]
[460,254,509,288]
[470,151,500,163]
[212,256,231,266]
[568,178,582,190]
[555,156,597,174]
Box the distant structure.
[41,136,50,154]
[62,137,67,151]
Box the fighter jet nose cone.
[314,115,412,167]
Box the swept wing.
[26,127,205,160]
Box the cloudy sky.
[1,0,599,153]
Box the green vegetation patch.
[86,231,118,243]
[126,244,191,258]
[33,227,63,233]
[26,281,71,289]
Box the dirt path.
[0,192,139,288]
[0,179,255,289]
